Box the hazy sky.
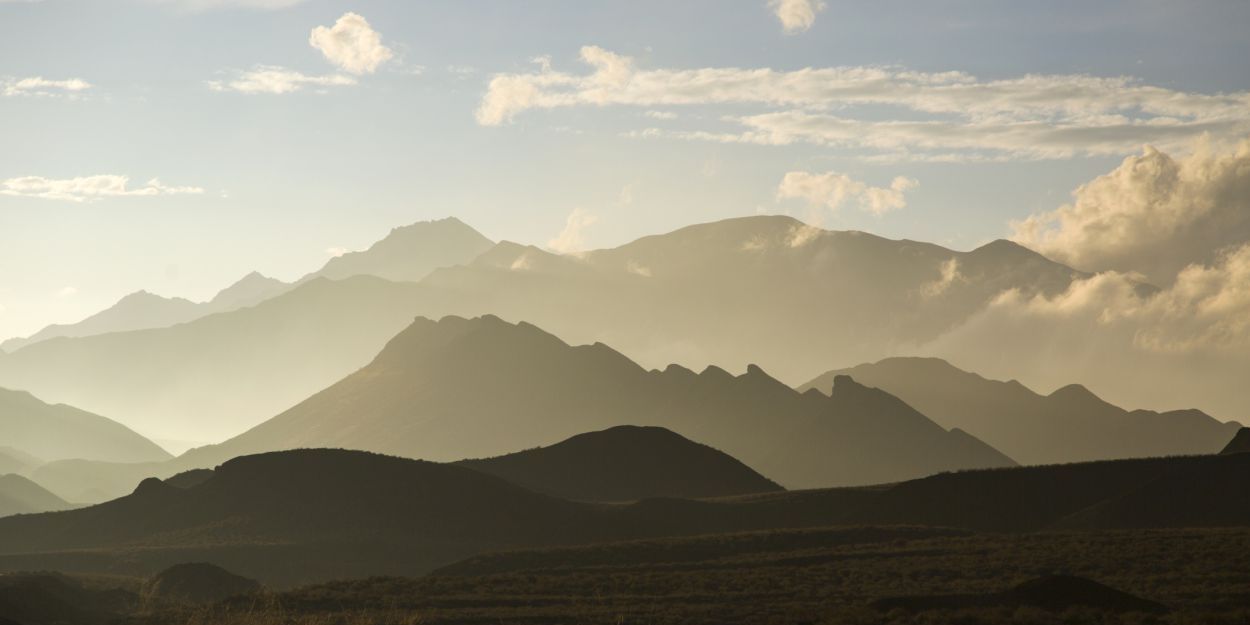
[2,0,1249,340]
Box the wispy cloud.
[476,46,1250,161]
[207,66,355,94]
[777,171,918,215]
[2,76,91,98]
[1,175,205,202]
[547,207,598,254]
[143,0,307,10]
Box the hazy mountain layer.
[0,387,169,465]
[0,474,70,517]
[455,425,784,501]
[181,315,1013,490]
[0,277,428,441]
[1,272,289,353]
[801,357,1242,465]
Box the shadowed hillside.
[1221,427,1250,455]
[455,425,783,501]
[182,315,1014,490]
[802,357,1242,465]
[0,387,169,466]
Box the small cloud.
[921,258,966,297]
[626,260,652,277]
[644,110,677,120]
[617,184,635,206]
[144,0,308,10]
[325,247,348,258]
[3,76,91,98]
[547,207,598,255]
[57,286,78,298]
[770,0,825,33]
[207,66,355,94]
[776,171,918,215]
[309,12,394,75]
[509,253,533,271]
[1,175,205,202]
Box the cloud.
[57,286,78,299]
[309,12,393,75]
[0,175,205,202]
[547,207,598,254]
[3,76,91,98]
[325,247,348,257]
[476,47,1250,160]
[644,110,677,120]
[206,66,355,94]
[922,259,966,298]
[1012,139,1250,284]
[777,171,918,215]
[770,0,825,33]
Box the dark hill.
[455,426,783,501]
[0,573,134,625]
[803,357,1241,464]
[1221,427,1250,454]
[188,315,1014,490]
[142,563,261,605]
[872,575,1167,614]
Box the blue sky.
[2,0,1249,340]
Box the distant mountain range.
[2,446,1247,586]
[801,357,1243,465]
[179,314,1013,489]
[0,216,1118,445]
[455,425,783,501]
[0,387,170,465]
[0,272,290,353]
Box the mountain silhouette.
[181,315,1014,490]
[0,447,42,476]
[0,272,290,354]
[300,217,494,284]
[0,387,169,467]
[802,357,1241,465]
[0,216,1104,446]
[1220,427,1250,455]
[142,563,261,605]
[0,474,70,517]
[455,425,783,501]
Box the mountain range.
[0,215,1126,446]
[801,357,1243,465]
[0,474,70,518]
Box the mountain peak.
[1220,428,1250,455]
[1048,383,1101,403]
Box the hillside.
[455,426,783,501]
[0,474,71,517]
[1221,428,1250,455]
[0,387,169,465]
[802,357,1242,465]
[0,447,42,476]
[0,272,289,353]
[185,315,1014,490]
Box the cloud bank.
[1,175,205,202]
[1012,139,1250,284]
[207,66,355,94]
[3,76,90,98]
[476,47,1250,161]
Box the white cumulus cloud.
[1012,139,1250,285]
[777,171,918,215]
[309,12,394,75]
[0,175,205,202]
[770,0,825,33]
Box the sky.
[2,0,1249,341]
